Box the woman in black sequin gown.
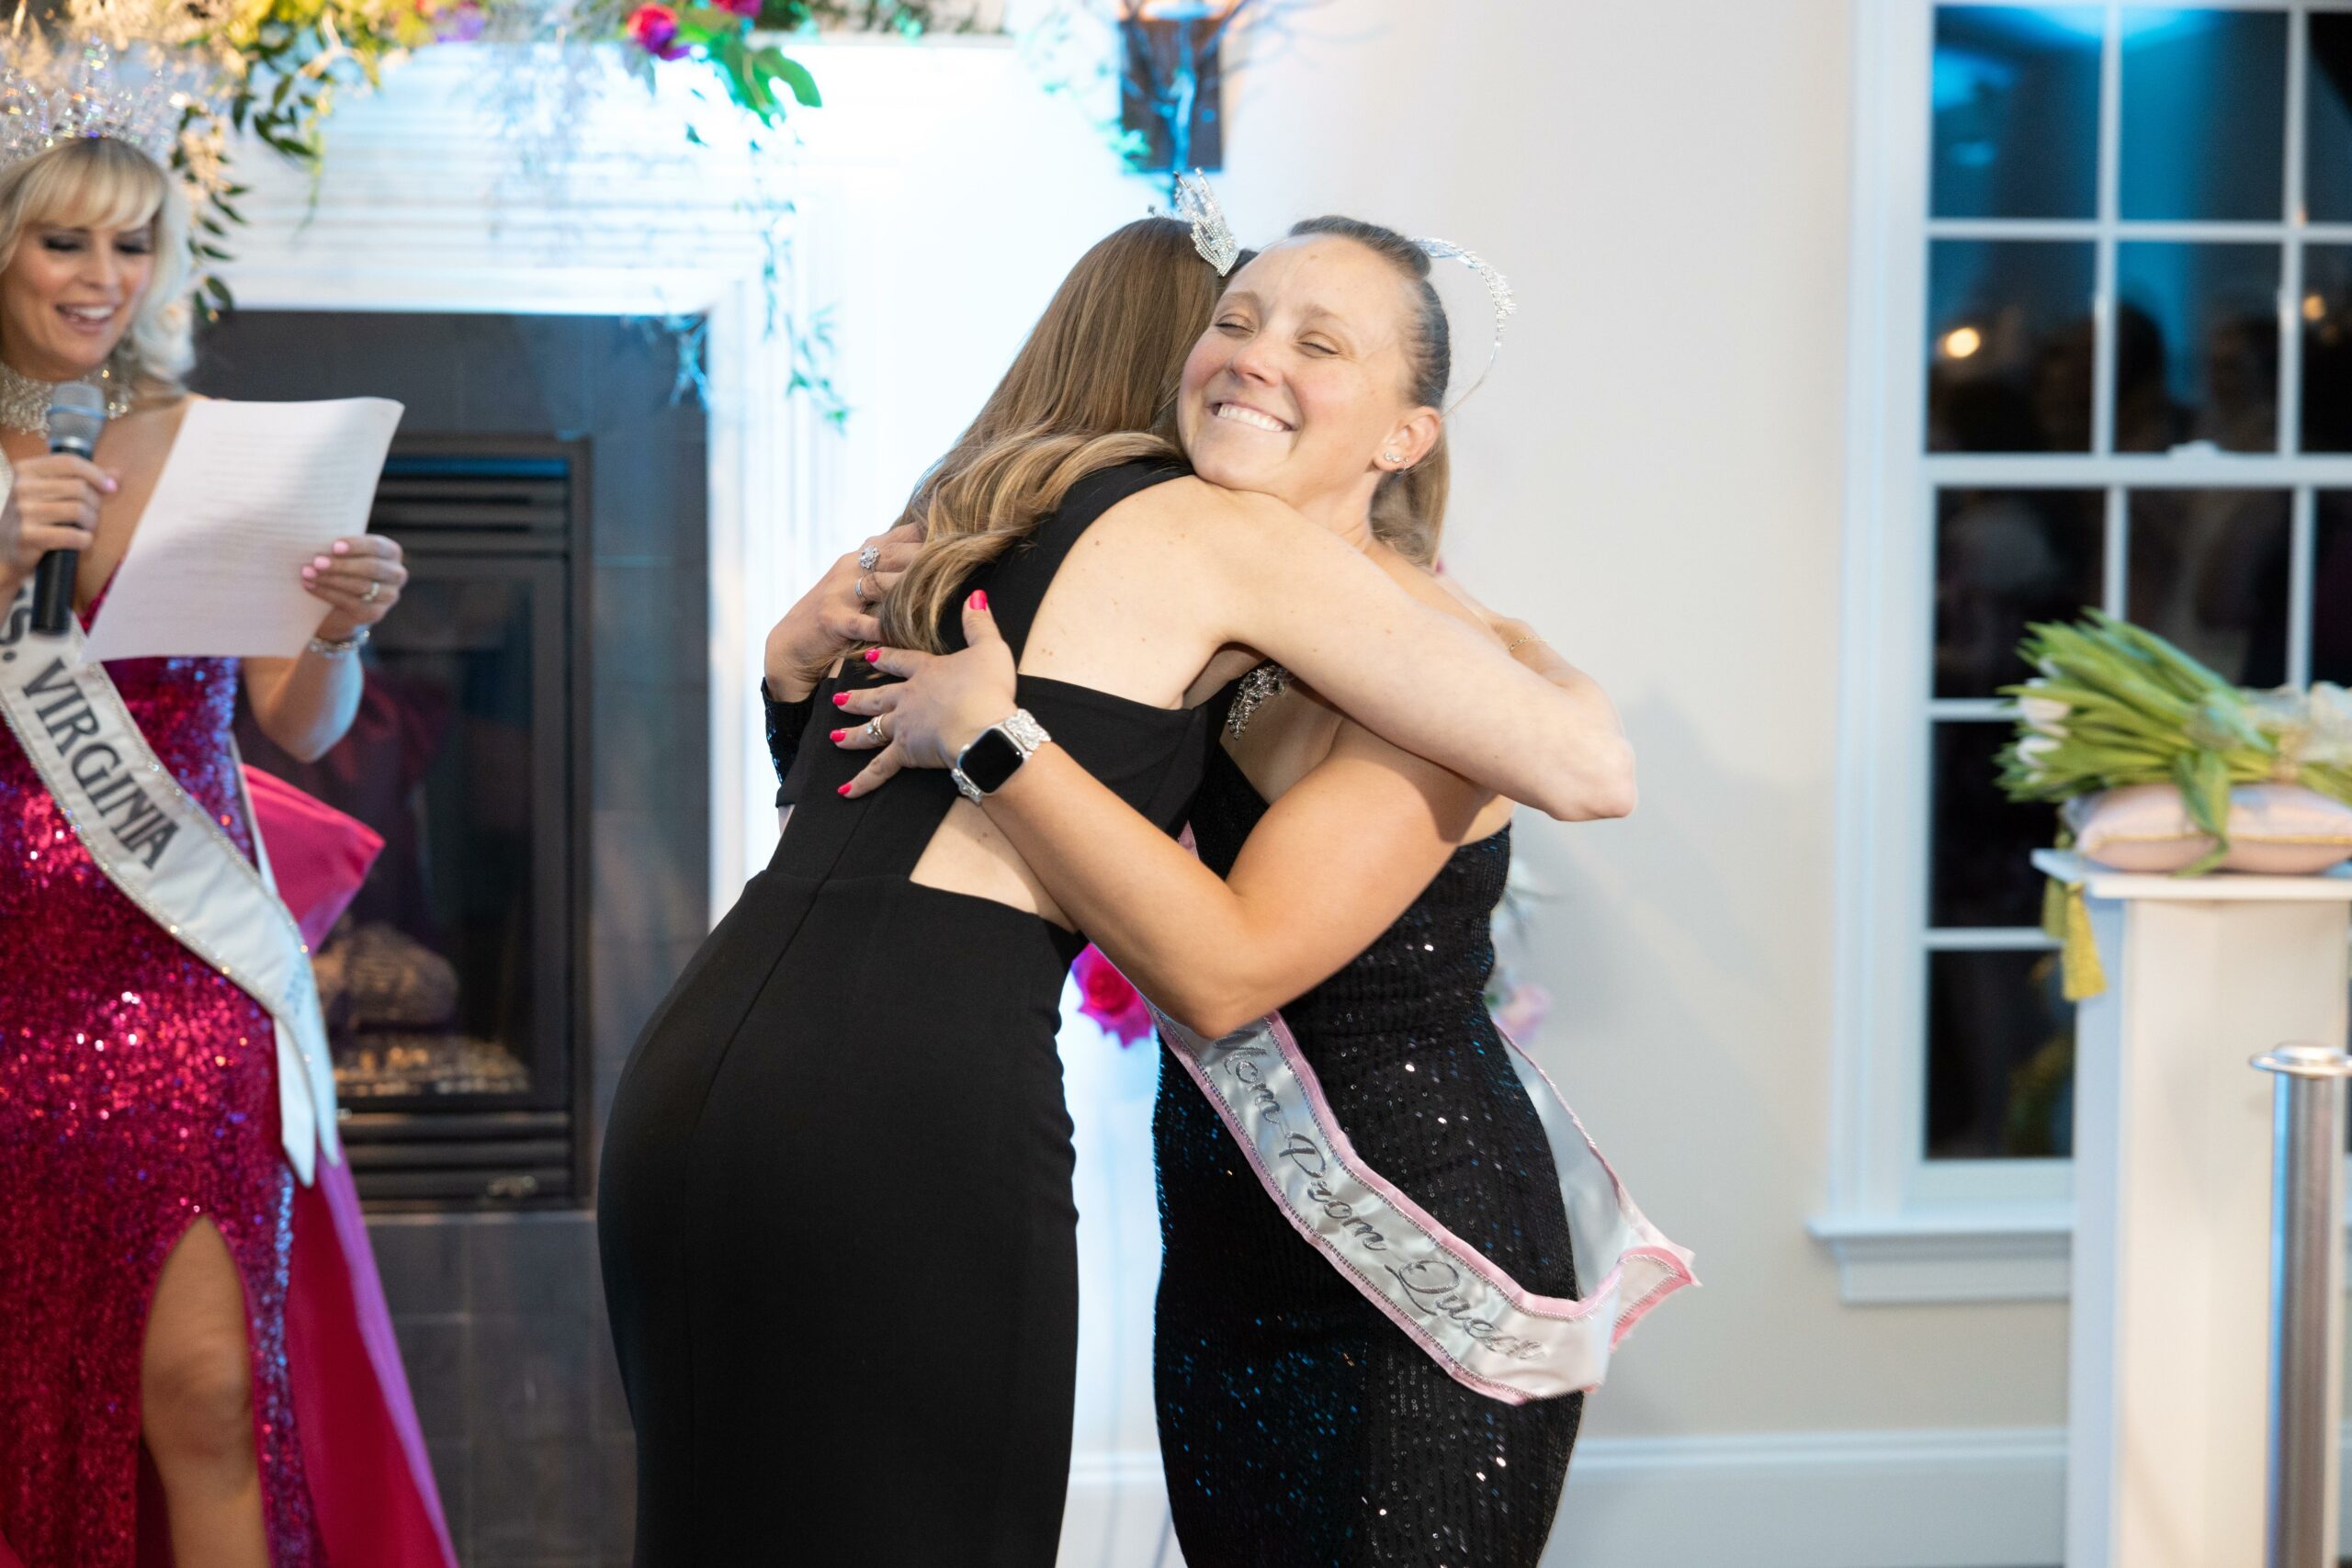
[840,219,1634,1567]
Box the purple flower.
[433,1,486,41]
[627,5,690,59]
[1072,945,1154,1046]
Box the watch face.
[958,728,1024,795]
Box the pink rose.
[627,5,689,59]
[1072,945,1154,1046]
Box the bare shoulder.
[1093,476,1312,548]
[1072,479,1281,592]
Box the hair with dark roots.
[1285,215,1452,564]
[874,216,1226,660]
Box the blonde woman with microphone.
[0,51,450,1568]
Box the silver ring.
[858,544,883,571]
[853,574,873,606]
[361,579,383,604]
[862,717,884,744]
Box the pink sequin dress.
[0,597,324,1564]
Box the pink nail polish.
[831,693,849,707]
[968,590,989,612]
[830,728,846,742]
[864,649,881,663]
[837,783,853,796]
[333,541,350,554]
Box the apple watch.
[951,708,1052,804]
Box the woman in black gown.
[598,220,1635,1565]
[842,218,1633,1566]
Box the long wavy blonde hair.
[876,216,1227,655]
[0,137,195,401]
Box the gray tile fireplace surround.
[197,310,713,1561]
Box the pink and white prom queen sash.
[1152,1003,1695,1404]
[0,571,341,1184]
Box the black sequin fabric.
[1154,740,1582,1568]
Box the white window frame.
[1819,0,2352,1302]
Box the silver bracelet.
[307,624,371,659]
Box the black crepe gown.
[599,460,1217,1567]
[1154,708,1584,1568]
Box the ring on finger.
[361,579,383,604]
[858,544,882,571]
[862,717,884,744]
[853,573,874,606]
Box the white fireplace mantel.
[215,39,1146,917]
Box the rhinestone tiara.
[0,29,209,176]
[1412,238,1518,413]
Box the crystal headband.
[1171,170,1516,414]
[0,31,206,176]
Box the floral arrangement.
[1998,611,2352,874]
[42,0,977,316]
[1998,611,2352,999]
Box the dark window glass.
[2113,242,2280,454]
[1927,948,2076,1159]
[2312,493,2352,685]
[1931,721,2063,928]
[1928,240,2098,452]
[2120,9,2289,221]
[2307,15,2352,222]
[1932,6,2104,219]
[2126,489,2294,686]
[1936,488,2106,698]
[2301,247,2352,452]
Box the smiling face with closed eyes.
[1176,235,1442,536]
[0,143,164,386]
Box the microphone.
[30,381,109,637]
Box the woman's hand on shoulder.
[830,591,1017,796]
[764,522,920,700]
[301,534,407,641]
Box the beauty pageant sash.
[0,574,341,1184]
[1153,1002,1695,1404]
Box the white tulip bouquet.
[1998,613,2352,876]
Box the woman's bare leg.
[140,1219,268,1568]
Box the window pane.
[1936,489,2105,698]
[1932,6,2103,220]
[1927,948,2075,1160]
[2120,9,2289,221]
[2114,242,2280,454]
[2307,15,2352,222]
[2126,489,2293,686]
[2301,246,2352,452]
[2312,493,2352,685]
[1931,721,2061,928]
[1928,240,2097,453]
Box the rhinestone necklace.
[0,357,133,437]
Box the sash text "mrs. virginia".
[23,659,181,869]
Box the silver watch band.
[950,707,1051,804]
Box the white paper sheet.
[82,397,405,662]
